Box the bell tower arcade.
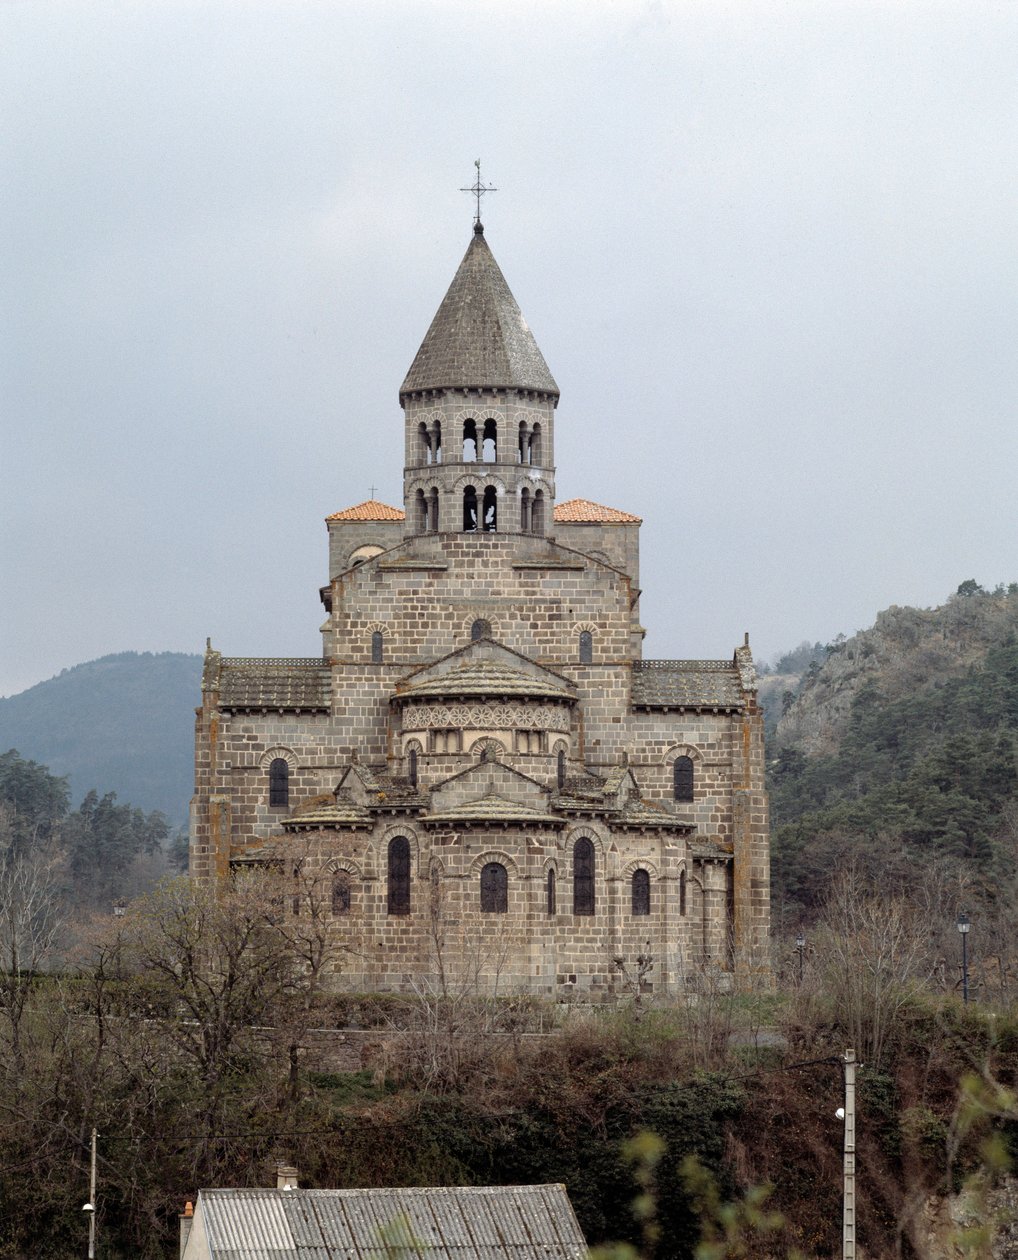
[399,222,559,539]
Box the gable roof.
[553,498,641,524]
[217,659,331,711]
[189,1184,586,1259]
[400,226,559,399]
[630,660,746,711]
[326,500,405,522]
[396,638,576,700]
[398,657,575,703]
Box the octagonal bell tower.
[399,222,559,538]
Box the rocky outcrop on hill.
[776,587,1018,756]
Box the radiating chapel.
[190,217,770,996]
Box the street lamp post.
[957,911,971,1004]
[795,934,806,983]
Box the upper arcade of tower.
[399,224,559,402]
[399,225,560,539]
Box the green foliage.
[64,789,168,904]
[0,748,68,854]
[680,1154,783,1260]
[771,639,1018,914]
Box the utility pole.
[88,1127,97,1259]
[842,1050,856,1260]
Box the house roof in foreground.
[190,1184,586,1260]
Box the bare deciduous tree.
[813,868,935,1065]
[0,803,65,1067]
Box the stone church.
[190,218,770,997]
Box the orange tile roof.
[326,499,406,522]
[553,498,642,524]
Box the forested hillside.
[768,583,1018,928]
[0,749,178,916]
[0,652,202,826]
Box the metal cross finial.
[369,485,378,499]
[460,159,497,227]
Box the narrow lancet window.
[416,489,428,534]
[407,745,418,788]
[482,485,497,531]
[520,486,530,533]
[532,490,545,535]
[332,873,351,915]
[269,758,289,807]
[674,756,694,802]
[371,630,384,664]
[463,418,478,462]
[632,869,650,916]
[547,868,556,916]
[482,417,497,462]
[579,630,593,664]
[480,862,508,913]
[463,485,478,531]
[573,837,595,916]
[429,486,439,531]
[387,837,411,915]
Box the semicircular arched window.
[631,869,650,916]
[573,837,595,916]
[332,872,351,915]
[471,618,492,642]
[371,630,384,664]
[387,836,411,916]
[579,630,593,664]
[547,868,556,916]
[268,758,289,807]
[673,756,694,802]
[480,862,508,913]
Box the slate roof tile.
[631,660,745,710]
[400,227,558,398]
[219,660,331,710]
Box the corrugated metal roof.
[195,1185,586,1259]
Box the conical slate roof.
[400,225,559,399]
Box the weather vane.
[460,159,497,227]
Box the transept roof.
[400,226,559,399]
[326,500,405,522]
[553,499,642,524]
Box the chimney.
[276,1165,300,1191]
[179,1200,194,1259]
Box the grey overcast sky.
[3,0,1016,698]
